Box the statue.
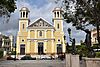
[84,29,95,58]
[84,29,91,48]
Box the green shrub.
[0,50,3,58]
[96,52,100,58]
[21,56,36,60]
[66,46,72,53]
[11,51,16,55]
[92,45,98,49]
[76,45,89,57]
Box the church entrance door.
[20,44,25,55]
[38,42,44,55]
[57,44,62,54]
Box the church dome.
[20,7,30,12]
[53,7,63,12]
[54,7,61,10]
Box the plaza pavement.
[0,60,66,67]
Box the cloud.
[0,0,57,35]
[0,0,87,43]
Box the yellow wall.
[30,30,35,38]
[47,30,51,38]
[30,41,35,54]
[19,20,28,32]
[47,40,52,53]
[17,16,66,55]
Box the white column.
[26,40,30,54]
[25,11,26,18]
[22,11,23,18]
[51,29,54,38]
[44,30,47,54]
[35,30,37,38]
[45,30,47,38]
[16,36,20,54]
[34,30,37,54]
[51,29,54,53]
[62,36,65,53]
[44,40,47,53]
[59,11,60,18]
[34,40,37,54]
[56,11,57,18]
[26,30,31,54]
[51,40,54,53]
[2,39,4,47]
[28,30,30,39]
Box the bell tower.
[53,7,66,54]
[17,7,30,55]
[19,7,30,32]
[53,7,63,31]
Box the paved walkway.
[0,60,66,67]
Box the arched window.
[21,12,22,17]
[39,31,42,36]
[54,12,56,17]
[23,24,24,29]
[26,12,28,18]
[23,12,25,17]
[57,24,59,29]
[57,12,59,17]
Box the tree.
[54,0,100,57]
[55,0,100,46]
[76,45,89,57]
[0,0,17,23]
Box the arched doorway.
[57,44,62,54]
[38,42,44,55]
[20,44,25,55]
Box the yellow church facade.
[16,7,66,56]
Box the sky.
[0,0,87,44]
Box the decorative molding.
[44,40,48,42]
[34,40,37,42]
[28,18,54,29]
[27,38,55,41]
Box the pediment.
[28,18,54,29]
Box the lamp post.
[14,43,16,61]
[67,28,76,55]
[67,28,71,37]
[67,28,72,42]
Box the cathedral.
[16,7,66,57]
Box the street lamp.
[67,28,72,42]
[67,28,71,36]
[67,28,76,55]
